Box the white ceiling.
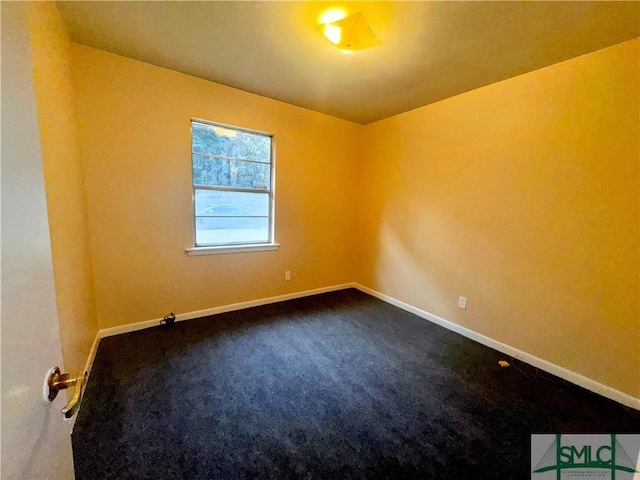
[57,1,640,124]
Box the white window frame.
[186,119,279,256]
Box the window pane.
[193,155,270,189]
[192,122,271,163]
[195,217,269,245]
[195,189,269,217]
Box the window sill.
[185,243,280,256]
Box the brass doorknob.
[45,366,86,419]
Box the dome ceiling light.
[319,11,382,53]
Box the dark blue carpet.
[72,289,640,479]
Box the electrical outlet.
[458,296,467,309]
[285,270,291,281]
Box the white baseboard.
[354,283,640,411]
[99,283,357,339]
[70,330,101,428]
[83,331,101,379]
[86,281,639,411]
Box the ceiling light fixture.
[319,11,382,53]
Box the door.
[1,2,75,478]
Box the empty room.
[2,1,639,479]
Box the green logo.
[531,434,639,479]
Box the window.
[191,120,275,250]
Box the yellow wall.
[26,2,98,374]
[70,44,360,329]
[357,38,639,398]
